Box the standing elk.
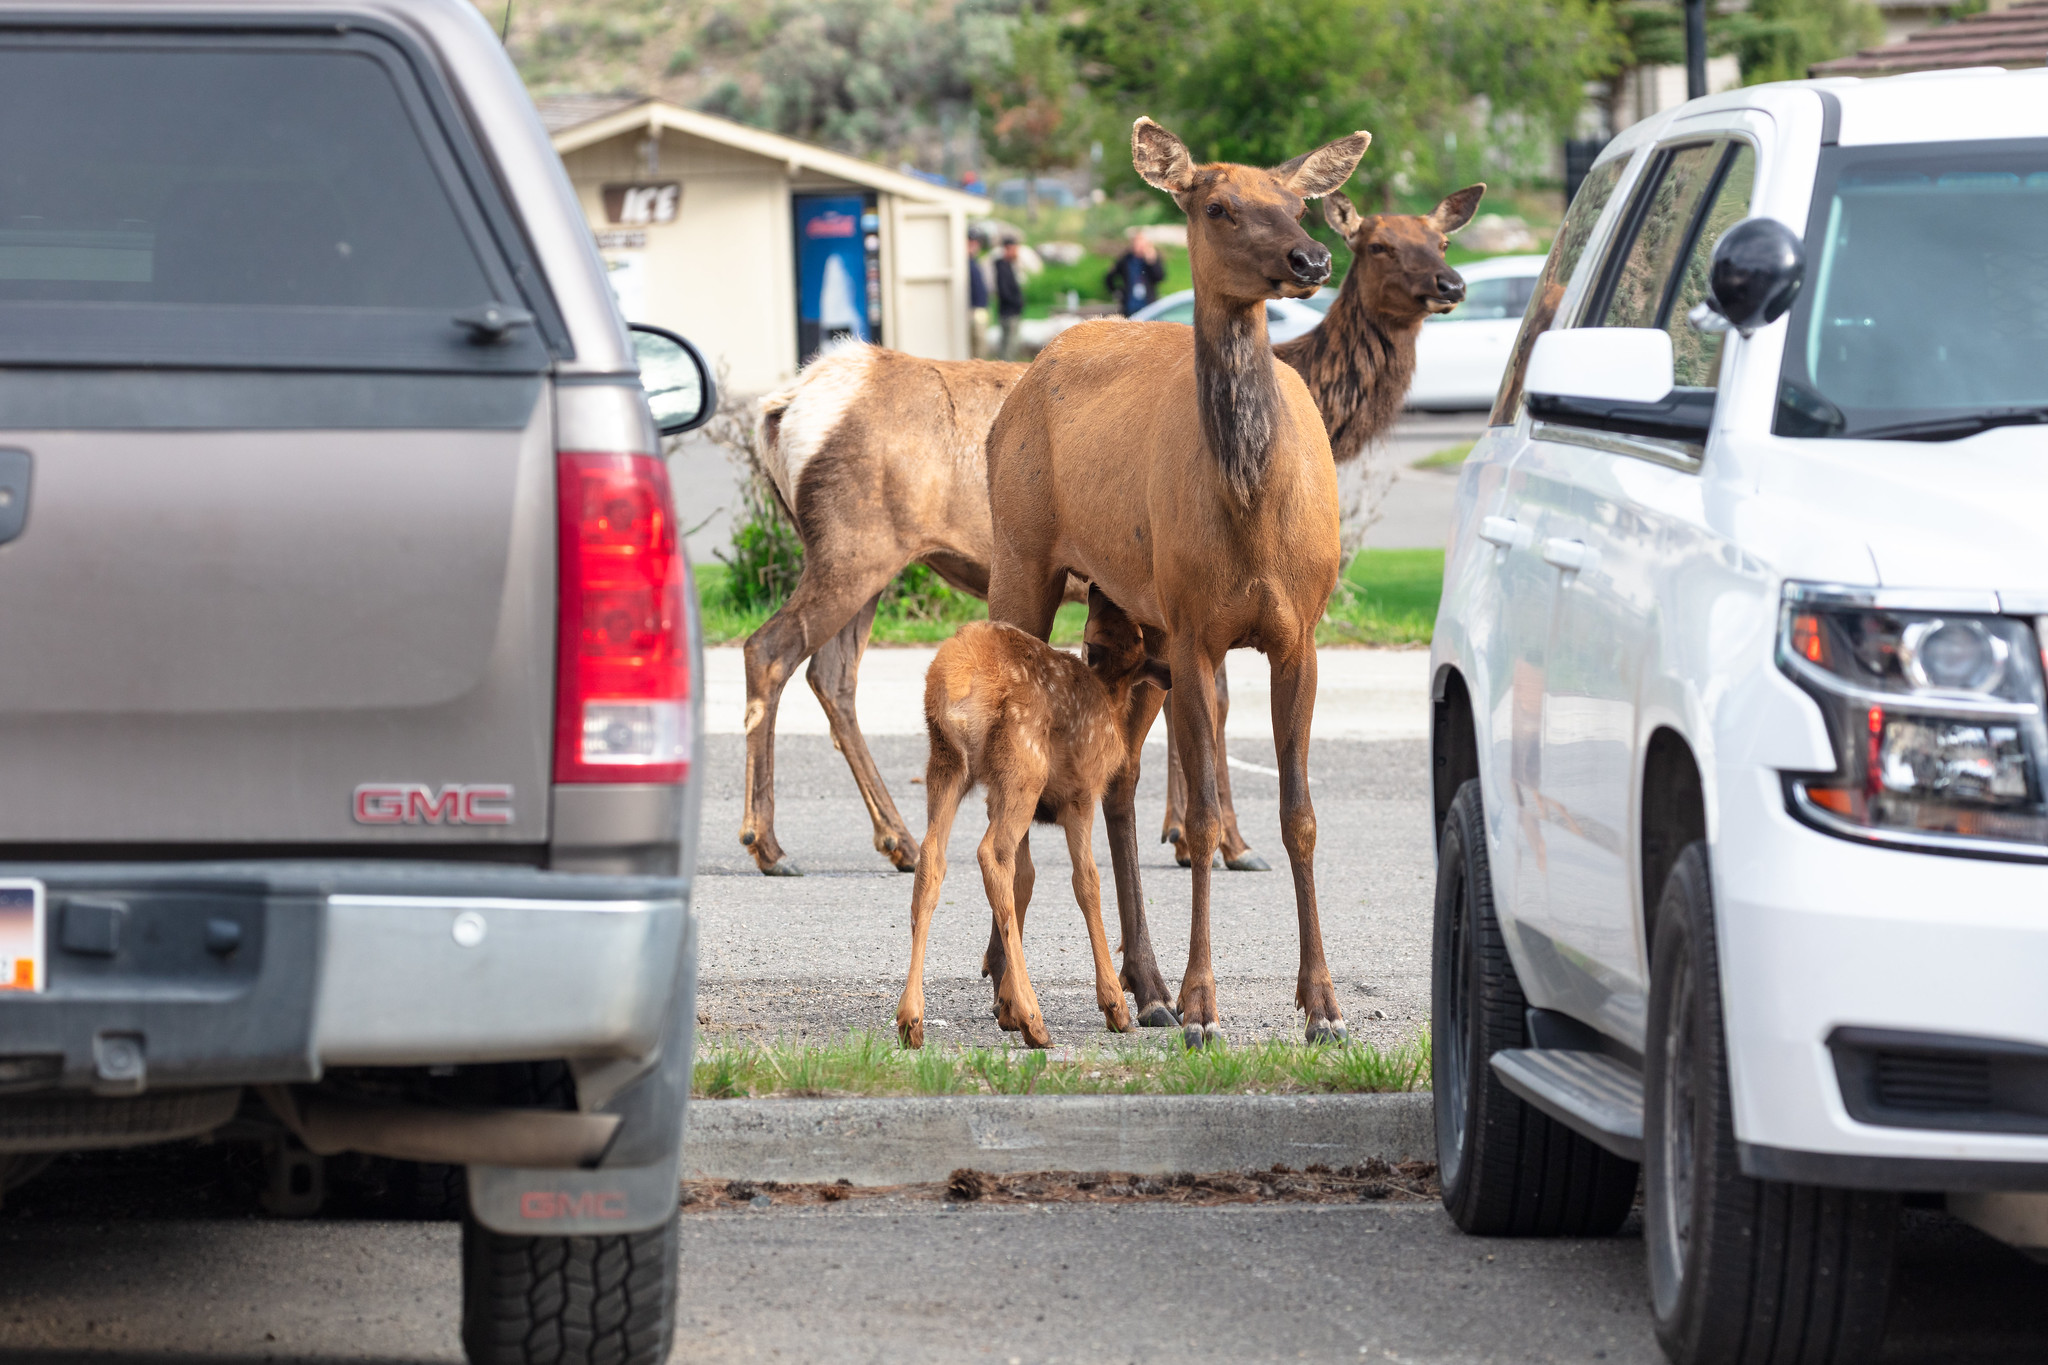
[895,587,1170,1049]
[984,117,1370,1046]
[739,186,1483,881]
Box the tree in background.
[1718,0,1882,83]
[979,8,1092,214]
[1071,0,1617,211]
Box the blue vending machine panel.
[795,194,877,362]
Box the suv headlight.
[1779,585,2048,851]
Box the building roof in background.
[534,94,642,135]
[538,95,988,209]
[1814,1,2048,75]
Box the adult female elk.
[985,118,1370,1045]
[741,185,1483,880]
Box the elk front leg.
[978,789,1049,1048]
[1271,634,1344,1042]
[740,559,897,875]
[1163,664,1267,870]
[1107,678,1175,1026]
[806,595,918,871]
[1169,642,1225,1048]
[1062,803,1131,1034]
[896,746,969,1048]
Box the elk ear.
[1322,192,1364,240]
[1132,117,1197,195]
[1430,183,1486,234]
[1140,657,1173,692]
[1272,130,1371,198]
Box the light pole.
[1685,0,1708,99]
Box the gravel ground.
[693,732,1436,1052]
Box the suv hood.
[1757,427,2048,597]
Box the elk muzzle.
[1426,271,1466,312]
[1288,244,1333,286]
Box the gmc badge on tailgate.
[353,784,513,826]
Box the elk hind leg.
[806,595,919,872]
[978,786,1049,1048]
[1170,643,1226,1049]
[1271,636,1345,1042]
[983,829,1034,1027]
[1107,672,1176,1026]
[1162,665,1267,870]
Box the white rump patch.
[761,341,877,513]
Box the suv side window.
[1593,140,1756,389]
[1490,155,1629,427]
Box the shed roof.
[538,95,988,210]
[1814,0,2048,75]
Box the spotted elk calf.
[895,589,1170,1049]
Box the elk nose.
[1288,244,1331,285]
[1437,273,1466,303]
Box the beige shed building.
[539,96,987,395]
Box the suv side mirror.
[1688,218,1805,339]
[1525,327,1714,445]
[629,324,716,436]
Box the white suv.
[1429,70,2048,1363]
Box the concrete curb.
[682,1092,1436,1185]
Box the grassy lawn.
[1411,440,1474,470]
[696,550,1445,649]
[693,1030,1430,1099]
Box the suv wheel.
[1645,842,1897,1364]
[460,1205,680,1365]
[1432,778,1638,1236]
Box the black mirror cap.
[1706,218,1805,339]
[628,323,717,437]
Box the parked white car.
[1429,68,2048,1365]
[1128,287,1325,343]
[1405,254,1544,409]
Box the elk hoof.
[1226,850,1272,872]
[761,859,804,877]
[1135,1002,1180,1028]
[1175,852,1191,868]
[1181,1022,1225,1050]
[1305,1017,1349,1044]
[898,1019,924,1049]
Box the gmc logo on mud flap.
[352,783,514,826]
[520,1191,628,1221]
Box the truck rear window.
[0,33,547,371]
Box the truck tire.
[1645,843,1897,1365]
[460,1206,679,1365]
[1433,778,1638,1236]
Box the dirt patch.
[682,1158,1439,1212]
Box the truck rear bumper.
[0,862,691,1093]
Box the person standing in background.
[967,232,991,359]
[1105,230,1166,316]
[994,238,1025,360]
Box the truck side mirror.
[629,324,717,436]
[1690,218,1805,340]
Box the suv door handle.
[1542,538,1596,573]
[1478,515,1529,550]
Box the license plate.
[0,879,45,993]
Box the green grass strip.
[693,1029,1431,1099]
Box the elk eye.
[1204,202,1225,219]
[1368,243,1390,255]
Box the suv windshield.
[0,31,546,371]
[1776,140,2048,440]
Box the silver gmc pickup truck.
[0,2,709,1360]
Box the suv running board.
[1490,1049,1645,1162]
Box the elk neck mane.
[1193,297,1283,504]
[1273,265,1417,466]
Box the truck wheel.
[1645,842,1897,1365]
[1432,778,1638,1236]
[460,1205,679,1365]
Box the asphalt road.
[2,1195,2044,1364]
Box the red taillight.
[555,452,693,784]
